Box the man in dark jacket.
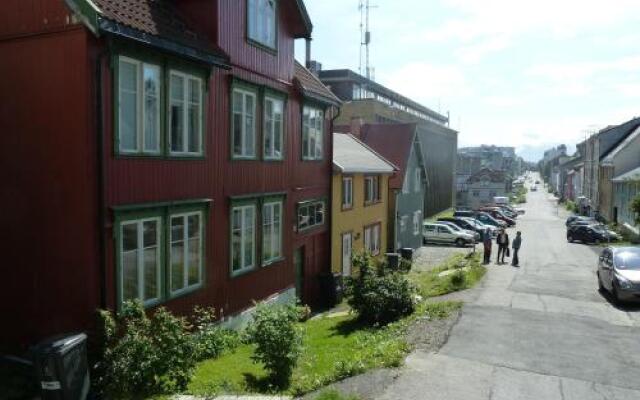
[512,231,522,266]
[496,229,510,264]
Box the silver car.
[423,223,475,247]
[438,221,480,242]
[597,247,640,304]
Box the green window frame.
[114,201,209,310]
[297,199,326,231]
[114,48,207,159]
[246,0,278,51]
[302,105,324,160]
[262,197,283,265]
[230,200,258,276]
[231,84,258,160]
[169,210,204,296]
[263,93,285,161]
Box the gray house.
[360,123,428,251]
[463,168,508,210]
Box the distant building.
[462,168,509,210]
[318,68,458,217]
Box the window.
[169,72,203,155]
[118,57,161,154]
[231,204,256,275]
[342,232,353,276]
[415,168,422,192]
[263,95,284,160]
[400,215,408,232]
[472,190,480,197]
[120,218,162,305]
[413,211,422,235]
[298,200,325,230]
[170,212,203,295]
[247,0,276,49]
[302,106,324,160]
[364,224,381,255]
[262,200,283,265]
[232,88,257,158]
[342,177,353,209]
[365,176,380,204]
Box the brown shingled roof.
[360,123,419,190]
[294,61,341,106]
[90,0,228,64]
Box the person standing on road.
[512,231,522,267]
[496,229,510,264]
[483,228,492,264]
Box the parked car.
[590,224,620,241]
[474,212,508,229]
[453,210,475,218]
[597,247,640,304]
[530,186,537,191]
[437,220,480,242]
[479,208,516,227]
[423,223,475,247]
[565,215,595,227]
[460,217,498,237]
[566,225,608,244]
[438,217,488,237]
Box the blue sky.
[295,0,640,161]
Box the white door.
[342,232,353,276]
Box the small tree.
[245,302,304,388]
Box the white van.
[493,196,509,205]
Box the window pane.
[119,60,138,152]
[121,223,138,301]
[170,75,185,153]
[232,209,242,271]
[143,246,158,301]
[188,214,200,238]
[245,95,255,156]
[273,204,281,257]
[171,217,185,292]
[233,112,243,156]
[188,237,200,286]
[188,79,201,153]
[244,208,255,268]
[143,65,160,152]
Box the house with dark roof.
[0,0,339,351]
[331,133,397,277]
[358,124,428,251]
[463,168,509,210]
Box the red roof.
[294,61,341,106]
[360,123,418,189]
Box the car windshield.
[614,251,640,270]
[446,223,461,231]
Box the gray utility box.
[32,333,90,400]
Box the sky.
[294,0,640,161]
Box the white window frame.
[342,176,353,209]
[118,56,161,155]
[365,176,380,204]
[169,71,204,156]
[263,95,284,160]
[247,0,277,49]
[231,204,257,275]
[342,232,353,276]
[364,224,381,256]
[413,211,422,235]
[232,88,257,159]
[119,217,162,306]
[169,211,204,296]
[262,200,283,266]
[302,106,324,160]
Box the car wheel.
[455,238,465,247]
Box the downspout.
[95,49,108,309]
[329,104,341,277]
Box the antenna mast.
[359,0,376,80]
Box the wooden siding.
[0,0,77,39]
[0,28,99,351]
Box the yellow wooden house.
[332,133,397,276]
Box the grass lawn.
[409,252,486,298]
[187,301,462,397]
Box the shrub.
[631,195,640,224]
[191,306,240,361]
[245,302,304,387]
[344,252,417,326]
[94,300,196,398]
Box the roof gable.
[333,133,397,174]
[294,61,341,106]
[603,126,640,164]
[598,116,640,159]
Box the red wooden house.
[0,0,340,352]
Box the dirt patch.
[412,245,479,273]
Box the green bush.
[191,306,240,361]
[632,195,640,224]
[245,302,304,387]
[94,300,196,398]
[344,252,417,326]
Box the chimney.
[350,117,365,138]
[305,38,311,68]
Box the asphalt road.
[377,174,640,400]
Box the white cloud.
[379,62,470,105]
